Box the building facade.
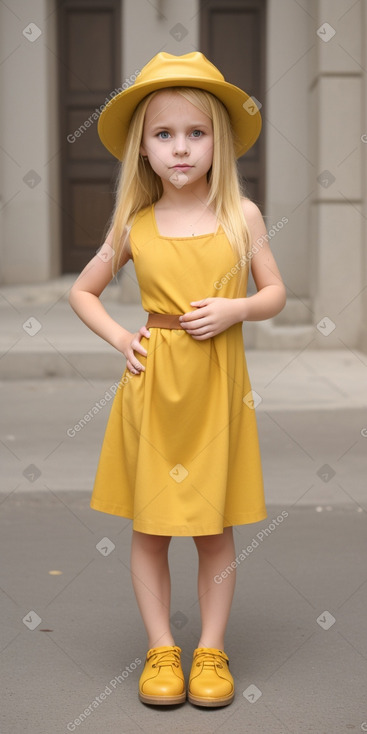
[0,0,366,350]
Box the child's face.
[140,90,214,190]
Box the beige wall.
[362,0,367,351]
[123,0,199,72]
[0,0,60,283]
[310,0,364,348]
[265,0,311,303]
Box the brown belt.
[146,313,184,330]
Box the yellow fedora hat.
[97,51,262,160]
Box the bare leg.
[130,529,175,649]
[193,527,236,650]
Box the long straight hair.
[108,87,252,296]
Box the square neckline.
[151,204,222,240]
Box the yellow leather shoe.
[188,647,234,707]
[138,645,186,705]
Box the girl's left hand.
[179,298,242,339]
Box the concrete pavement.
[1,495,366,734]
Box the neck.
[158,176,211,211]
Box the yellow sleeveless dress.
[90,204,267,535]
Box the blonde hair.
[108,86,252,296]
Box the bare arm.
[68,231,150,374]
[237,199,287,321]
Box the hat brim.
[97,77,261,160]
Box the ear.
[139,143,146,156]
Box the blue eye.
[157,131,170,139]
[191,130,203,137]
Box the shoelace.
[150,649,180,669]
[194,651,226,670]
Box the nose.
[172,134,189,156]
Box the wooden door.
[200,0,266,209]
[58,0,121,272]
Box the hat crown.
[97,51,261,160]
[136,51,225,86]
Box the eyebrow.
[149,122,211,131]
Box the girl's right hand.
[120,325,151,375]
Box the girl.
[69,52,286,708]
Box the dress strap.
[129,204,156,243]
